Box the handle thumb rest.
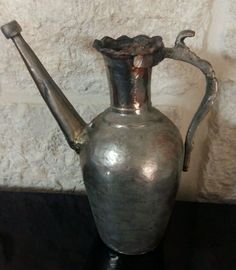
[1,20,22,39]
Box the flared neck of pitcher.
[104,56,152,113]
[93,34,165,114]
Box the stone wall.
[0,0,235,201]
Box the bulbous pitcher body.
[80,107,183,254]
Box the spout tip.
[1,20,22,39]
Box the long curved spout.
[1,20,87,153]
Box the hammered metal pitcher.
[1,20,217,255]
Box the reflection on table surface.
[85,239,164,270]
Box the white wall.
[0,0,235,202]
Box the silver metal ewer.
[1,21,218,255]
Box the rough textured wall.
[0,0,235,201]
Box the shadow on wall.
[198,79,236,203]
[198,41,236,201]
[166,49,220,201]
[174,48,236,203]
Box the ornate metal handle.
[164,30,218,171]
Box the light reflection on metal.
[133,101,140,110]
[103,148,121,167]
[141,161,158,181]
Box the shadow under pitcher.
[1,20,218,255]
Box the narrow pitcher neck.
[104,57,152,112]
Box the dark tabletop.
[0,191,235,270]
